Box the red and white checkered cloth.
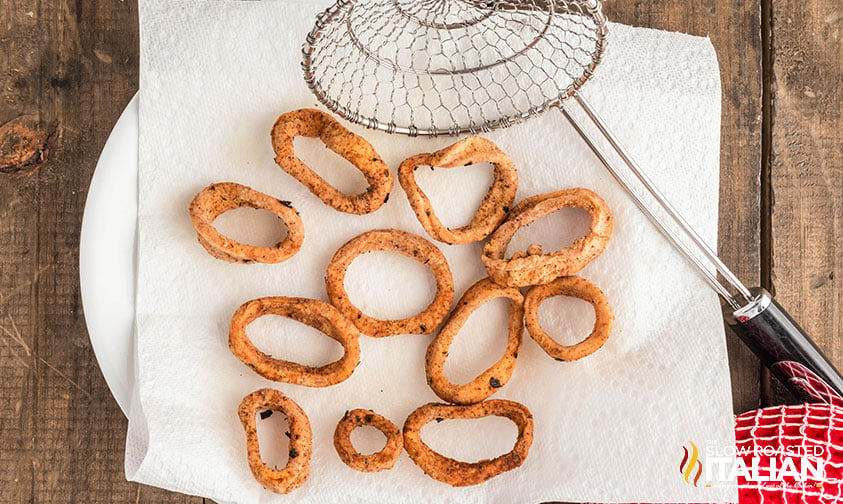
[609,404,843,504]
[734,404,843,504]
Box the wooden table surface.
[0,0,840,501]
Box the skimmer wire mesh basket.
[302,0,608,136]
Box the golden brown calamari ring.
[333,408,403,472]
[425,278,524,405]
[238,388,312,494]
[482,188,613,287]
[524,275,614,361]
[326,229,455,338]
[229,297,360,387]
[398,136,517,244]
[271,108,393,214]
[188,182,304,264]
[402,400,534,487]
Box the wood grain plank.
[0,0,201,502]
[603,0,765,413]
[769,0,843,404]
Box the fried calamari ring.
[188,182,304,264]
[398,136,517,244]
[425,278,524,405]
[271,108,393,214]
[326,229,454,337]
[229,297,360,387]
[524,276,614,361]
[482,188,613,287]
[403,400,534,487]
[333,409,403,472]
[238,388,312,494]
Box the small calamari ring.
[425,278,524,405]
[403,400,534,487]
[326,229,455,337]
[188,182,304,264]
[271,108,393,214]
[524,275,614,361]
[229,297,361,387]
[333,408,403,472]
[398,136,518,244]
[238,388,312,494]
[482,188,613,287]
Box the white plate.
[80,93,138,416]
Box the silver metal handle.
[560,95,843,403]
[559,95,753,310]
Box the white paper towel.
[129,1,737,502]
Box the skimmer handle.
[727,288,843,405]
[562,98,843,405]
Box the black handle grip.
[727,288,843,405]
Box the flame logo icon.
[680,441,703,486]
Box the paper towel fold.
[130,1,737,502]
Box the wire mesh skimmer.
[302,0,843,404]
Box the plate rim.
[79,92,139,416]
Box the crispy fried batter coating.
[524,276,613,361]
[271,108,393,214]
[403,400,534,486]
[333,408,403,472]
[326,229,454,337]
[189,182,304,264]
[399,136,517,244]
[482,188,613,287]
[229,297,360,387]
[238,388,312,494]
[425,278,524,404]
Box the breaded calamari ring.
[238,388,312,494]
[333,408,403,472]
[326,229,454,337]
[482,188,613,287]
[271,108,393,214]
[524,275,614,361]
[229,297,360,387]
[425,278,524,405]
[398,136,517,244]
[403,400,534,487]
[189,182,304,264]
